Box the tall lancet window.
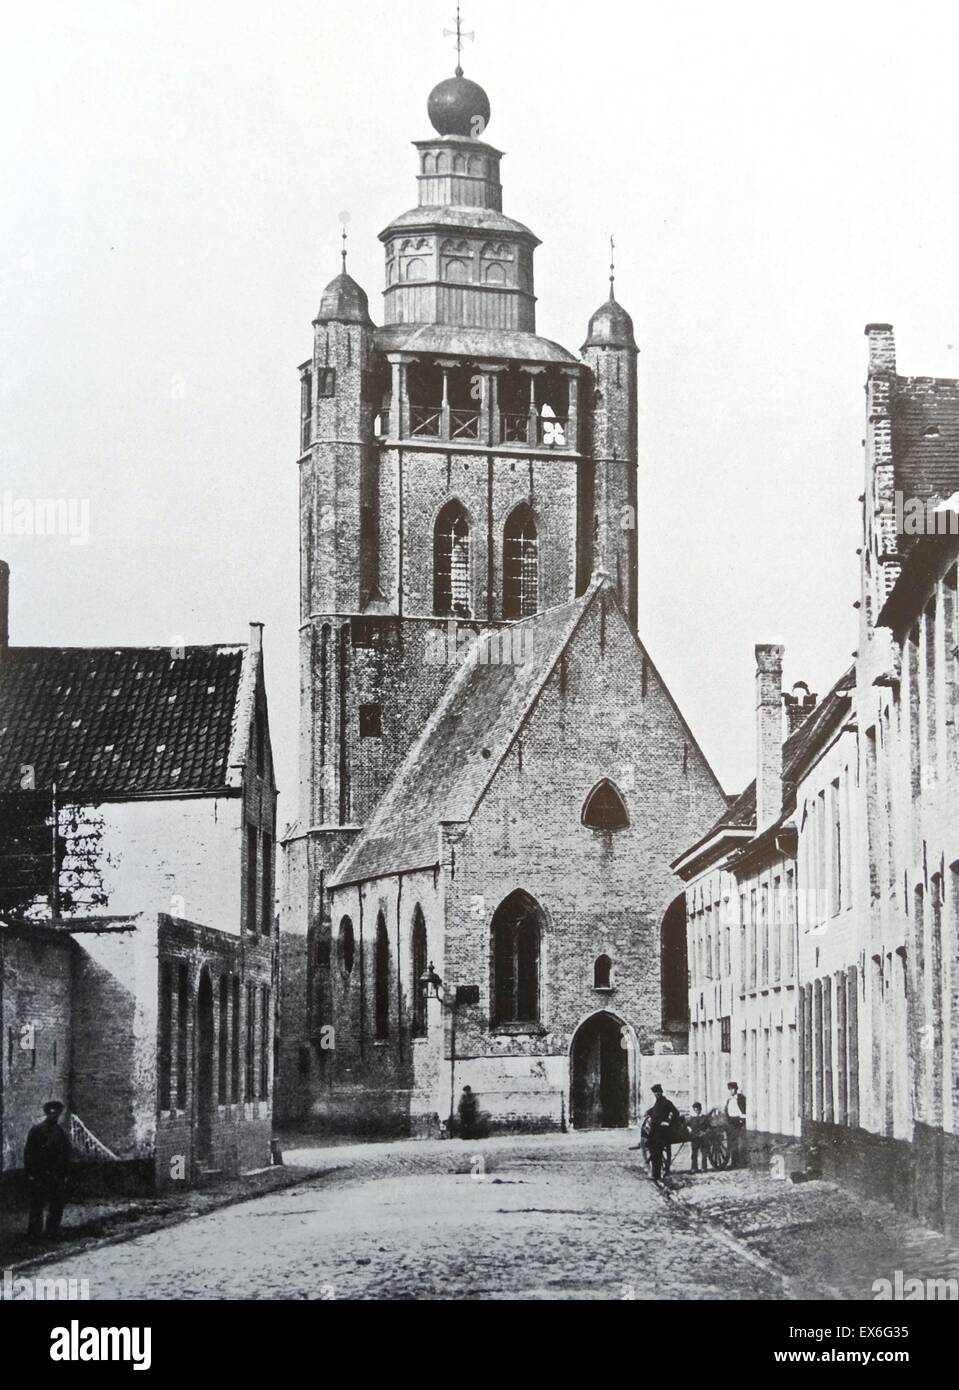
[503,505,539,619]
[434,500,472,617]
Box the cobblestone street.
[20,1130,958,1301]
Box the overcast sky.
[3,0,959,822]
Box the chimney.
[864,322,896,375]
[755,643,785,831]
[0,560,8,649]
[782,680,818,737]
[249,621,263,655]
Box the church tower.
[276,23,728,1138]
[281,42,644,1097]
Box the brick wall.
[0,925,73,1172]
[294,591,725,1135]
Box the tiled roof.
[893,376,959,503]
[330,584,602,887]
[0,645,246,797]
[702,665,856,839]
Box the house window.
[374,913,390,1039]
[339,916,355,975]
[159,962,173,1110]
[260,986,270,1100]
[261,833,273,935]
[246,825,258,933]
[594,954,612,989]
[317,368,336,398]
[503,505,538,619]
[491,890,543,1025]
[721,1015,732,1053]
[411,905,428,1037]
[245,981,256,1100]
[433,500,471,617]
[582,779,629,831]
[359,704,382,739]
[176,962,189,1109]
[218,975,229,1104]
[231,976,241,1102]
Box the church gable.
[463,584,725,877]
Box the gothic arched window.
[582,779,630,832]
[411,905,428,1038]
[594,954,612,989]
[374,913,390,1039]
[503,504,538,619]
[491,890,544,1026]
[338,916,355,975]
[405,257,427,281]
[661,895,689,1033]
[434,500,471,617]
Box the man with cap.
[646,1084,680,1183]
[725,1081,747,1168]
[24,1101,71,1239]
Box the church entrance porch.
[570,1012,630,1130]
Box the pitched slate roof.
[0,644,249,798]
[329,583,604,887]
[893,375,959,503]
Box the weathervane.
[609,235,616,299]
[341,224,348,274]
[444,3,474,77]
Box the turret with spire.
[582,237,640,629]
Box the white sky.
[3,0,959,820]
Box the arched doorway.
[196,969,215,1163]
[571,1012,630,1129]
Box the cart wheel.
[708,1129,731,1170]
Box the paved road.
[30,1132,789,1300]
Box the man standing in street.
[25,1100,71,1240]
[647,1084,680,1183]
[688,1101,709,1173]
[725,1082,747,1169]
[457,1085,479,1139]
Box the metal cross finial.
[444,3,474,77]
[609,235,616,300]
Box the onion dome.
[427,73,491,137]
[315,273,373,326]
[583,295,637,351]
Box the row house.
[676,325,958,1234]
[0,562,278,1191]
[673,646,831,1157]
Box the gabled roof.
[0,642,258,798]
[892,375,959,504]
[330,581,607,887]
